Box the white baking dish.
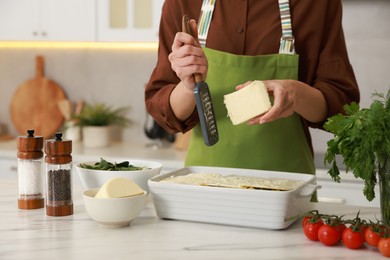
[148,166,320,229]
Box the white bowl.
[83,188,147,228]
[75,159,162,193]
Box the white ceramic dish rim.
[149,166,320,197]
[148,166,320,229]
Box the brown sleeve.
[304,1,360,129]
[145,1,201,134]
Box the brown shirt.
[145,0,360,150]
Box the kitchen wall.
[310,0,390,159]
[0,47,158,144]
[0,0,389,158]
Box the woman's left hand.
[236,79,327,124]
[236,80,298,125]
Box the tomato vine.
[301,210,390,257]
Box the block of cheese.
[95,177,145,198]
[224,80,271,125]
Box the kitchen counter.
[0,177,385,260]
[0,138,367,181]
[0,138,381,207]
[0,138,187,162]
[0,138,187,176]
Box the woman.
[145,0,359,175]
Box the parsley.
[324,90,390,201]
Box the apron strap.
[278,0,295,54]
[198,0,296,53]
[198,0,216,47]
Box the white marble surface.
[0,175,386,260]
[0,139,386,259]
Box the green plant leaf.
[72,103,131,127]
[324,89,390,202]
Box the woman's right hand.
[168,19,208,91]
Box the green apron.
[185,0,315,175]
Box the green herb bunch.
[324,90,390,201]
[73,103,131,127]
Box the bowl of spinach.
[75,158,162,193]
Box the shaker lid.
[17,129,44,159]
[45,132,72,164]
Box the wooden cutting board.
[10,56,66,139]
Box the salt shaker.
[45,132,73,216]
[17,129,44,209]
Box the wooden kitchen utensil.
[57,99,72,121]
[182,15,219,146]
[10,56,66,139]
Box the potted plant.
[324,90,390,224]
[73,102,131,148]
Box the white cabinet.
[0,0,96,41]
[0,0,165,42]
[316,169,380,208]
[97,0,165,42]
[0,1,39,41]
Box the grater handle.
[182,15,203,83]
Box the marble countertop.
[0,139,365,181]
[0,139,186,172]
[0,176,385,260]
[0,138,380,207]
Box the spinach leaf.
[80,158,149,171]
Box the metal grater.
[194,82,219,146]
[182,15,219,146]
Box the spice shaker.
[17,129,44,209]
[45,132,73,216]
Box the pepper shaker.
[45,132,73,216]
[17,129,44,209]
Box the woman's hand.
[169,19,208,121]
[168,19,208,91]
[236,80,327,124]
[247,80,297,124]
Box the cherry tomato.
[303,220,323,241]
[342,228,364,249]
[301,211,321,228]
[318,224,341,246]
[378,238,390,257]
[302,216,311,228]
[360,224,368,236]
[336,223,346,235]
[364,226,382,247]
